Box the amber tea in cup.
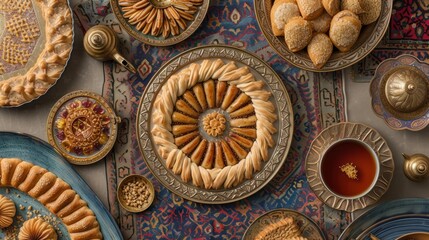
[320,139,378,198]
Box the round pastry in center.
[202,112,227,137]
[152,59,277,189]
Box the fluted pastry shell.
[18,218,58,240]
[0,194,16,228]
[151,59,277,190]
[0,0,73,107]
[0,158,102,239]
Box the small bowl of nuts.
[117,174,155,213]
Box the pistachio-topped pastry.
[18,218,58,240]
[0,194,16,228]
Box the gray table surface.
[0,1,427,221]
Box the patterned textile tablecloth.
[73,0,349,239]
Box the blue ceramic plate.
[340,198,429,240]
[0,132,123,239]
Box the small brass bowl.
[117,175,155,213]
[370,55,429,131]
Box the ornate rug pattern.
[73,0,349,239]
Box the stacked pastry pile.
[254,217,307,240]
[270,0,381,68]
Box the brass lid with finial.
[402,153,429,182]
[83,25,136,74]
[380,65,429,120]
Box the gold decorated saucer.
[111,0,209,46]
[47,91,121,165]
[136,45,294,204]
[306,122,394,212]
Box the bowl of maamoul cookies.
[254,0,393,72]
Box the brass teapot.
[83,25,136,74]
[403,153,429,182]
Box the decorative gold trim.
[46,90,120,165]
[136,45,294,204]
[306,122,394,212]
[254,0,393,72]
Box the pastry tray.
[136,45,294,204]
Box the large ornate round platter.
[137,45,294,204]
[242,209,325,240]
[254,0,393,72]
[111,0,209,46]
[0,0,74,107]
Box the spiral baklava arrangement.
[118,0,203,38]
[151,59,277,190]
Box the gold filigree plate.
[47,91,121,165]
[242,209,325,240]
[306,122,394,212]
[136,45,294,204]
[254,0,393,72]
[0,0,73,107]
[110,0,209,46]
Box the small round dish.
[110,0,209,46]
[117,175,155,213]
[254,0,393,72]
[370,55,429,131]
[47,91,121,165]
[242,209,325,240]
[306,122,394,212]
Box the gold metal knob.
[83,25,136,74]
[402,153,429,182]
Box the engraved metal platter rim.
[46,90,120,165]
[136,45,294,204]
[370,54,429,131]
[242,208,326,240]
[253,0,393,72]
[1,0,74,108]
[110,0,210,46]
[305,122,394,212]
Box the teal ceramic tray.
[0,132,123,239]
[340,198,429,239]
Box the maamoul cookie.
[308,33,333,69]
[0,0,73,106]
[322,0,340,16]
[18,218,57,240]
[329,10,362,52]
[270,0,300,36]
[0,158,102,239]
[151,59,277,190]
[296,0,323,20]
[359,0,381,25]
[341,0,367,14]
[0,194,16,228]
[310,11,332,33]
[284,17,313,52]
